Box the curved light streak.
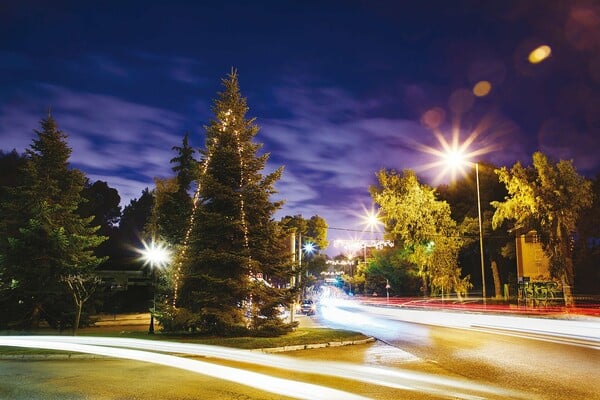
[0,337,368,400]
[2,335,533,400]
[320,300,600,350]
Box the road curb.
[0,353,109,360]
[250,337,376,353]
[0,337,376,360]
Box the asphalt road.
[318,301,600,400]
[1,309,598,400]
[0,340,531,400]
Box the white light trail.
[1,335,533,400]
[0,337,368,400]
[320,299,600,350]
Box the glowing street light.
[360,207,383,266]
[137,239,171,334]
[443,151,487,301]
[302,242,316,255]
[361,207,383,232]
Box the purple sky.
[1,1,599,253]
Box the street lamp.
[137,239,171,334]
[302,242,316,255]
[444,151,487,301]
[360,207,383,265]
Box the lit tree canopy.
[370,169,469,298]
[280,214,329,252]
[492,152,592,305]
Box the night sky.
[2,1,599,252]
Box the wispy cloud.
[261,82,441,243]
[0,83,186,206]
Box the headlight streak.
[1,336,532,400]
[331,301,600,350]
[0,337,369,400]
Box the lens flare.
[528,45,552,64]
[414,114,501,184]
[472,81,492,97]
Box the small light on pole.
[361,207,383,266]
[386,279,391,303]
[137,239,171,334]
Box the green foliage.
[492,152,593,305]
[280,214,329,278]
[280,214,328,251]
[573,173,600,293]
[0,116,105,329]
[172,71,293,335]
[437,163,511,297]
[153,133,198,245]
[365,247,420,296]
[370,168,469,298]
[170,132,198,192]
[78,180,122,270]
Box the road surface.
[317,299,600,400]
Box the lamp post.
[361,207,382,267]
[444,151,486,302]
[475,163,487,301]
[138,239,171,334]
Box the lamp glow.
[136,239,171,333]
[442,150,487,302]
[137,239,171,269]
[303,242,316,254]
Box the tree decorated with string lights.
[172,71,294,335]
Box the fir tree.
[155,133,197,245]
[0,115,105,329]
[174,71,294,335]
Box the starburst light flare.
[303,242,316,254]
[137,239,171,270]
[362,207,382,232]
[412,112,504,184]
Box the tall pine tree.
[173,71,294,335]
[155,133,197,245]
[0,115,105,329]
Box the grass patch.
[0,347,77,356]
[0,328,368,355]
[79,327,367,349]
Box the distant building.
[515,230,560,305]
[97,270,151,291]
[515,230,550,281]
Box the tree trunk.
[454,277,464,302]
[491,260,502,299]
[73,302,82,336]
[421,275,429,297]
[562,274,574,307]
[30,303,42,329]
